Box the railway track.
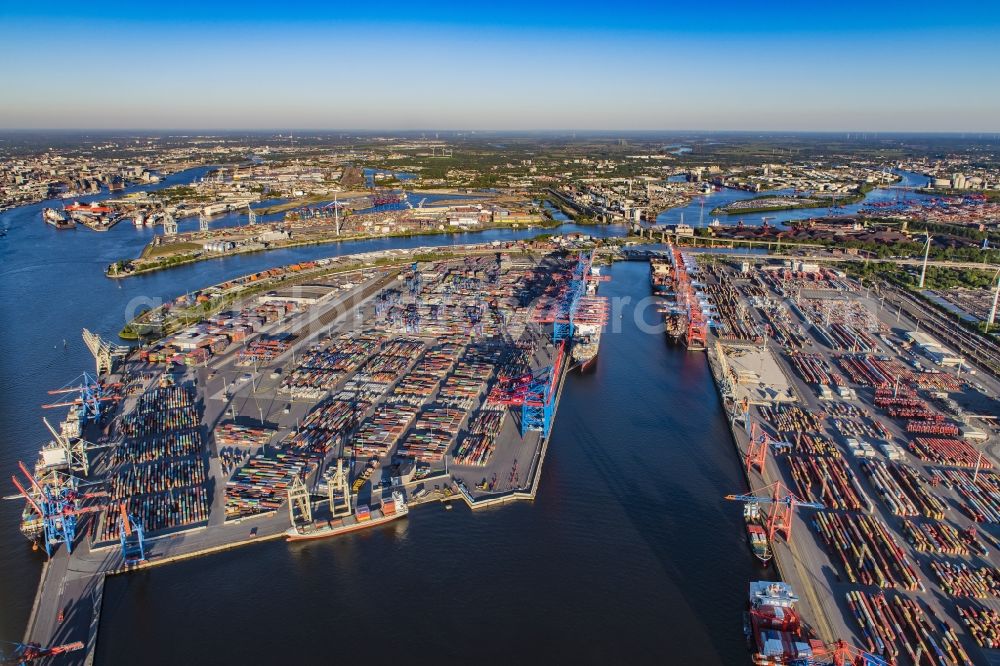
[880,284,1000,376]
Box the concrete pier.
[705,344,843,644]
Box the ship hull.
[286,508,407,541]
[573,347,598,371]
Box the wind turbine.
[918,232,931,289]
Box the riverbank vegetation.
[107,218,563,279]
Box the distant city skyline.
[2,0,999,131]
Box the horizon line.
[2,128,1000,136]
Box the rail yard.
[651,246,1000,665]
[12,242,608,665]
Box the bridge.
[626,227,999,272]
[621,245,998,272]
[545,188,610,222]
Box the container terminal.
[649,244,1000,665]
[9,242,608,665]
[11,234,1000,666]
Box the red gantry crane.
[669,245,707,350]
[745,421,770,475]
[488,341,566,437]
[1,640,84,665]
[726,481,824,545]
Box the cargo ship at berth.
[570,324,601,370]
[42,207,75,229]
[743,502,772,563]
[17,412,87,545]
[650,249,707,351]
[745,581,823,665]
[286,490,408,541]
[650,259,672,295]
[570,264,608,370]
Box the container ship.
[286,490,408,541]
[745,581,823,665]
[570,265,609,370]
[650,259,672,295]
[743,501,772,563]
[657,303,685,341]
[42,207,76,230]
[650,249,708,351]
[17,412,86,545]
[570,324,601,370]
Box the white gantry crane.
[82,327,128,376]
[162,212,178,235]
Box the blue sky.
[2,1,999,131]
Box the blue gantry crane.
[520,341,565,437]
[1,639,85,665]
[43,372,117,425]
[551,252,593,343]
[11,462,103,557]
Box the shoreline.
[711,192,866,216]
[107,221,571,280]
[118,242,539,340]
[703,342,837,643]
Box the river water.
[0,170,921,662]
[655,169,932,227]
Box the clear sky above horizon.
[2,0,999,131]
